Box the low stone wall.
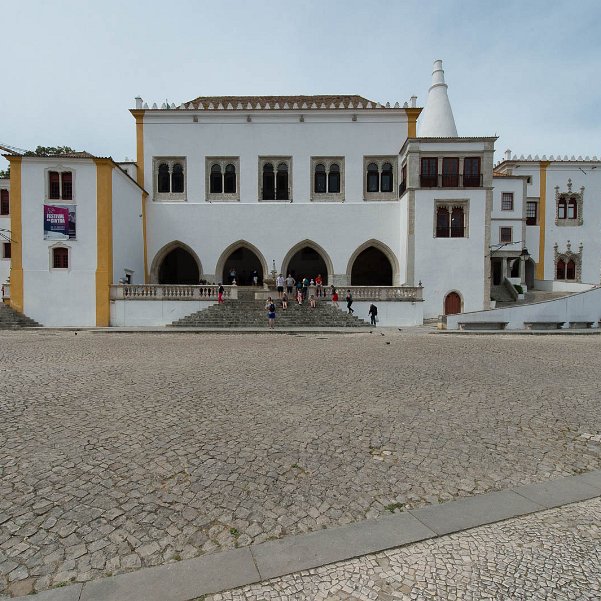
[445,286,601,330]
[110,300,215,326]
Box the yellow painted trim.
[94,159,113,326]
[131,109,145,188]
[142,191,149,283]
[404,108,422,138]
[7,157,23,313]
[536,161,550,280]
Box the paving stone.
[1,330,601,595]
[207,498,601,600]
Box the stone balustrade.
[110,284,238,301]
[110,284,421,302]
[319,285,423,301]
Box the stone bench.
[457,321,508,331]
[523,321,565,330]
[568,321,595,329]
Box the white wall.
[143,110,409,285]
[413,188,488,318]
[349,300,423,326]
[111,299,214,326]
[491,176,525,247]
[446,286,601,330]
[543,164,601,283]
[20,158,98,326]
[112,169,145,284]
[0,179,10,291]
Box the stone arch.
[346,240,400,286]
[443,290,463,315]
[281,240,334,285]
[214,240,269,285]
[149,241,202,284]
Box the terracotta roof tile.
[181,94,382,110]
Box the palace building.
[2,60,601,328]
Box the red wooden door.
[444,292,461,315]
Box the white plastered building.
[3,60,601,327]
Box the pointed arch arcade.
[347,240,400,286]
[281,240,333,285]
[215,240,269,286]
[150,241,203,284]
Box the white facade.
[5,156,144,326]
[495,156,601,287]
[4,61,601,327]
[0,178,10,295]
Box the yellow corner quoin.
[536,161,550,281]
[94,159,113,326]
[405,108,422,138]
[7,156,23,313]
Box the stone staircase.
[170,288,370,328]
[0,303,42,329]
[491,284,514,303]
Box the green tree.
[24,145,77,156]
[0,166,9,179]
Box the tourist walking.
[296,286,303,305]
[368,303,378,325]
[218,283,225,304]
[265,297,276,329]
[282,291,288,310]
[229,267,237,285]
[331,287,339,308]
[276,274,285,299]
[286,274,295,295]
[252,269,259,286]
[309,294,316,308]
[346,290,354,314]
[302,276,310,300]
[315,273,323,297]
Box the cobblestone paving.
[210,498,601,600]
[0,330,600,597]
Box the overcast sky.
[2,0,600,172]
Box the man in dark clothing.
[368,303,378,325]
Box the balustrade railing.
[318,285,423,301]
[110,284,421,302]
[110,284,238,300]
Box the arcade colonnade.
[149,239,400,287]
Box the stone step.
[0,304,42,328]
[170,299,368,328]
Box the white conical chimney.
[417,60,458,137]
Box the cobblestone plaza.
[0,330,600,597]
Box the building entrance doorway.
[222,247,263,285]
[158,247,200,284]
[351,247,393,285]
[444,291,462,315]
[492,259,503,285]
[285,247,328,283]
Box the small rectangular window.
[0,189,9,215]
[500,227,513,243]
[501,192,514,211]
[2,242,10,259]
[52,247,69,269]
[526,201,537,225]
